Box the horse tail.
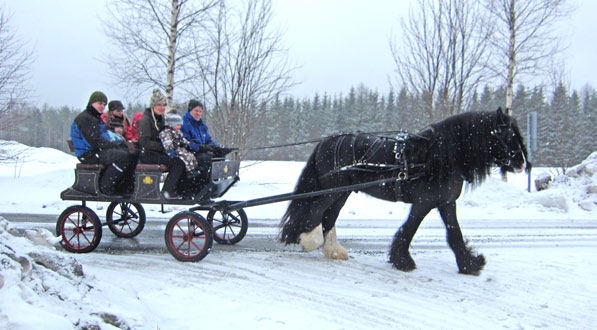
[279,145,321,244]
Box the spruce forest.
[1,82,595,169]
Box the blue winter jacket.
[70,105,118,157]
[181,111,218,152]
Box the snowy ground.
[1,140,596,329]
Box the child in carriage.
[159,113,204,196]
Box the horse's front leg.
[438,202,485,275]
[389,202,431,271]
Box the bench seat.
[136,163,169,171]
[75,163,168,172]
[76,163,105,170]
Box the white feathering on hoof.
[323,227,349,260]
[299,224,324,252]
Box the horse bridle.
[490,124,525,167]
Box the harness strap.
[358,136,385,164]
[321,132,430,181]
[393,132,409,180]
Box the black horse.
[279,108,529,275]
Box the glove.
[199,144,215,153]
[167,149,176,158]
[213,147,236,157]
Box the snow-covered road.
[5,215,597,330]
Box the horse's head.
[490,108,529,173]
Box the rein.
[241,137,325,151]
[238,130,408,152]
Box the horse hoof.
[326,250,349,260]
[299,224,324,252]
[390,255,417,272]
[458,254,486,275]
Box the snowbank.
[0,219,134,329]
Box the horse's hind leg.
[389,202,431,272]
[299,224,324,252]
[438,202,485,275]
[322,193,350,260]
[299,194,345,252]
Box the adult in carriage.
[102,100,133,139]
[138,89,187,200]
[181,99,233,187]
[70,91,137,197]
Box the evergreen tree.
[544,83,570,168]
[4,82,595,163]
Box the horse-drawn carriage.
[57,109,530,275]
[57,146,247,262]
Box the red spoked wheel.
[207,208,248,245]
[165,211,213,262]
[56,205,102,253]
[106,202,146,238]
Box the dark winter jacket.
[70,105,121,157]
[138,108,166,154]
[181,111,217,152]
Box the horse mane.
[423,111,500,186]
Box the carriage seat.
[76,163,106,170]
[67,140,169,172]
[75,162,168,172]
[136,163,169,171]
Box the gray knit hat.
[165,113,183,127]
[88,91,107,105]
[150,89,167,107]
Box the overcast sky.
[6,0,597,109]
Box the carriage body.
[60,159,239,204]
[56,143,247,262]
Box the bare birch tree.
[192,0,294,152]
[390,0,493,121]
[103,0,218,105]
[484,0,572,114]
[0,6,33,131]
[0,6,34,161]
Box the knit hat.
[165,113,183,127]
[88,91,107,105]
[150,89,167,107]
[108,100,125,111]
[109,116,125,131]
[187,99,204,112]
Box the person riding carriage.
[70,91,137,197]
